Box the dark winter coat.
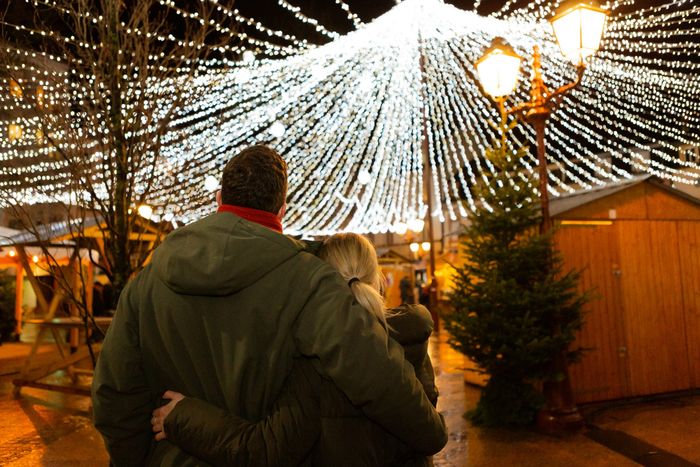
[91,211,446,466]
[161,304,438,467]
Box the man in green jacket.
[92,145,447,466]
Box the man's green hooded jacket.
[92,211,447,466]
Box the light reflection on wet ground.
[430,330,470,467]
[0,372,108,466]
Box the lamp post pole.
[493,44,584,233]
[419,47,440,327]
[477,42,589,433]
[423,139,439,326]
[532,116,551,233]
[526,46,553,233]
[524,46,584,432]
[474,0,608,434]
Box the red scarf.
[217,204,283,233]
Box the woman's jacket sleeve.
[163,361,322,467]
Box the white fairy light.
[241,50,256,64]
[277,0,341,40]
[358,170,371,185]
[333,0,364,29]
[269,122,286,138]
[236,68,252,84]
[137,204,153,219]
[408,218,425,233]
[204,175,219,192]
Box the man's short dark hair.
[221,145,288,214]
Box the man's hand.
[152,390,185,441]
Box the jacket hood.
[387,304,434,345]
[150,212,304,296]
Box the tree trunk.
[107,0,131,306]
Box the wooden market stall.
[0,214,166,395]
[0,247,98,394]
[552,176,700,404]
[377,249,415,308]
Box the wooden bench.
[12,316,112,396]
[10,245,111,397]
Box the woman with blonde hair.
[151,233,439,466]
[321,233,393,330]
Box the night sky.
[3,0,676,58]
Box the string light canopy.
[1,0,699,236]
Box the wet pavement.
[429,332,636,467]
[584,394,700,465]
[0,372,108,466]
[429,331,700,467]
[1,336,699,466]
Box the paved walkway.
[0,344,56,377]
[1,335,699,466]
[430,331,700,467]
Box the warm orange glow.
[36,85,45,107]
[32,255,39,263]
[8,123,22,142]
[560,220,613,226]
[9,79,22,98]
[8,250,16,257]
[137,204,153,218]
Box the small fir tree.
[444,116,589,427]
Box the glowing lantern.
[551,1,609,65]
[475,38,522,98]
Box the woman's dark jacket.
[162,304,438,467]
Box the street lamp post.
[474,1,608,432]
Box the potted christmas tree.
[444,117,589,427]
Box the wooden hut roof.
[0,214,166,247]
[377,248,413,265]
[550,176,700,220]
[0,226,21,238]
[0,217,100,247]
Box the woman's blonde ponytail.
[320,233,389,329]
